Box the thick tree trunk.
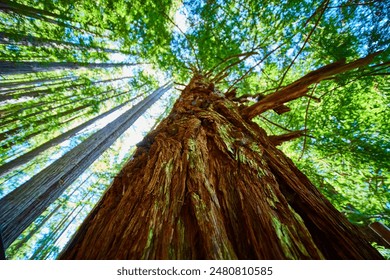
[0,83,171,248]
[60,75,382,259]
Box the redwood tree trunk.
[60,76,383,259]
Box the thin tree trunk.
[1,74,133,100]
[8,203,62,253]
[0,61,140,75]
[0,84,127,126]
[0,111,85,150]
[0,75,72,91]
[0,92,143,177]
[0,31,130,54]
[0,77,133,118]
[0,0,106,37]
[0,77,77,96]
[30,188,93,260]
[29,204,79,260]
[0,86,131,140]
[0,103,90,141]
[0,225,5,259]
[0,0,71,21]
[60,75,382,259]
[42,200,91,260]
[0,83,171,248]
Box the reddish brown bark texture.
[60,74,382,259]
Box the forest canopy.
[0,0,389,259]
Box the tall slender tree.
[0,92,144,177]
[0,61,141,75]
[0,83,171,248]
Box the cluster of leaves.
[278,73,389,227]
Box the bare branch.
[299,84,318,160]
[226,43,285,93]
[259,115,293,132]
[208,52,257,83]
[327,1,379,9]
[269,130,308,146]
[240,51,382,119]
[302,93,321,102]
[205,51,258,78]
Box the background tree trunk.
[0,61,138,75]
[0,83,171,248]
[60,76,383,259]
[0,31,128,54]
[0,94,139,177]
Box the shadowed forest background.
[0,0,389,259]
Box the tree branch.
[299,84,318,160]
[259,115,293,132]
[269,130,308,146]
[209,52,257,83]
[327,1,379,9]
[240,51,382,119]
[226,43,285,93]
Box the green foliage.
[0,0,389,258]
[278,74,389,227]
[372,243,390,260]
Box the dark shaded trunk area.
[60,76,382,259]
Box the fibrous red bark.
[60,75,383,259]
